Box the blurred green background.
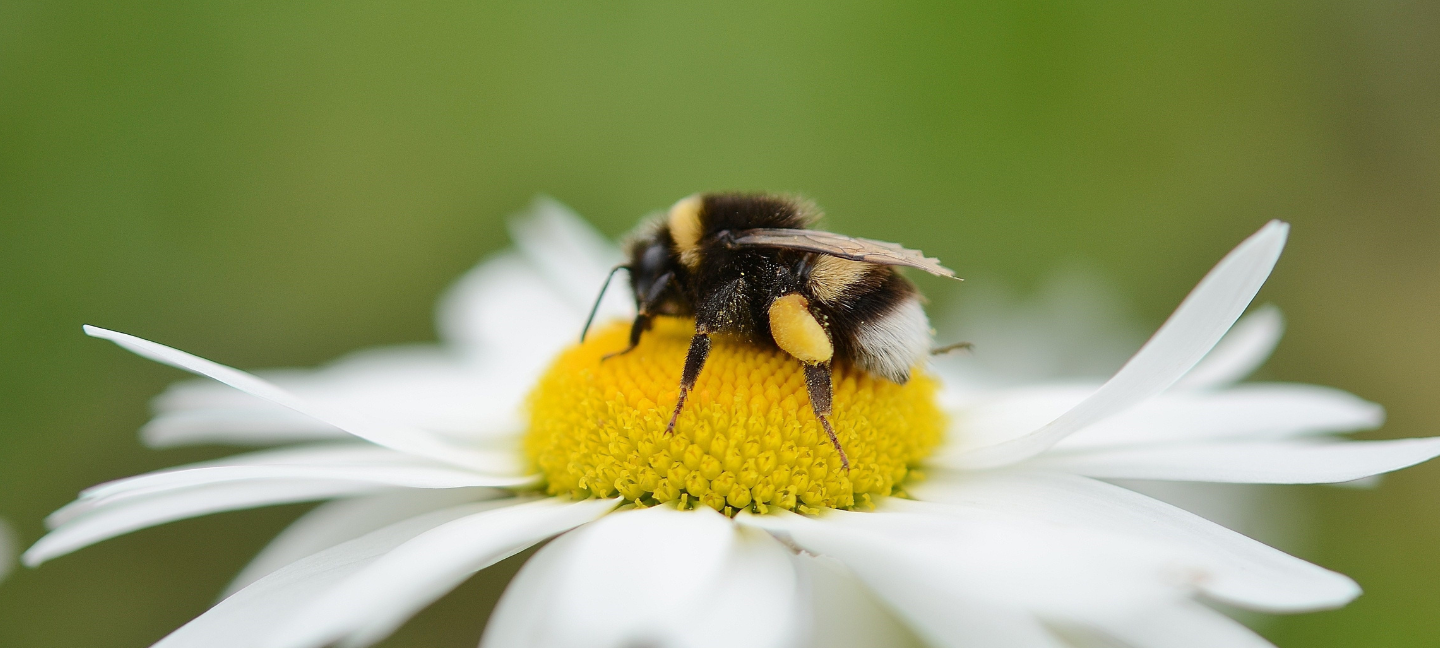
[2,1,1437,646]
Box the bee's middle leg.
[804,361,849,471]
[664,329,711,435]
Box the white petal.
[544,506,734,647]
[84,326,507,471]
[268,497,618,648]
[479,522,585,648]
[148,349,530,448]
[277,344,533,443]
[50,444,521,526]
[80,465,514,513]
[483,506,802,648]
[1111,480,1301,552]
[436,198,629,360]
[947,221,1289,469]
[25,479,400,566]
[436,252,581,364]
[226,489,500,596]
[1173,304,1284,390]
[1031,437,1440,484]
[1079,600,1276,648]
[150,499,522,648]
[934,384,1095,458]
[935,381,1380,467]
[508,196,628,313]
[142,408,347,448]
[797,554,926,648]
[740,510,1091,648]
[678,524,804,648]
[909,470,1358,611]
[1055,384,1384,450]
[153,369,314,410]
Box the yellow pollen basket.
[524,318,944,515]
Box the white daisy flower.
[25,198,1440,648]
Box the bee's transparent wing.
[730,228,959,279]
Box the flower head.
[527,318,943,513]
[25,198,1440,648]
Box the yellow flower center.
[524,318,944,515]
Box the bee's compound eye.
[641,243,669,274]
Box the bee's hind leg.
[804,361,850,471]
[664,329,711,435]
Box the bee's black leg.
[602,314,651,361]
[601,271,673,361]
[664,329,711,435]
[804,362,849,471]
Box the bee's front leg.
[603,271,673,361]
[602,314,652,362]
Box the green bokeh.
[2,2,1437,646]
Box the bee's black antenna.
[580,264,630,342]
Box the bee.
[581,192,961,469]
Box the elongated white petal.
[948,221,1289,468]
[148,360,530,449]
[798,554,926,648]
[437,253,582,363]
[1082,600,1276,648]
[483,512,800,648]
[80,466,521,511]
[436,198,628,363]
[1031,437,1440,484]
[151,500,524,648]
[508,196,628,314]
[1173,304,1284,390]
[80,445,524,498]
[542,506,736,647]
[676,524,804,648]
[1055,384,1384,449]
[142,408,348,448]
[934,381,1380,467]
[270,346,531,443]
[25,480,399,566]
[227,489,501,596]
[741,510,1112,648]
[482,506,803,648]
[908,470,1357,611]
[935,385,1096,458]
[50,444,521,526]
[84,326,504,471]
[478,522,585,648]
[268,497,618,648]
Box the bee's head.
[625,228,681,311]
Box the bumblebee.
[581,193,960,469]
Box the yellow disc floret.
[524,318,944,515]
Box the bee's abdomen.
[822,271,931,384]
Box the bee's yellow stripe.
[667,194,704,269]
